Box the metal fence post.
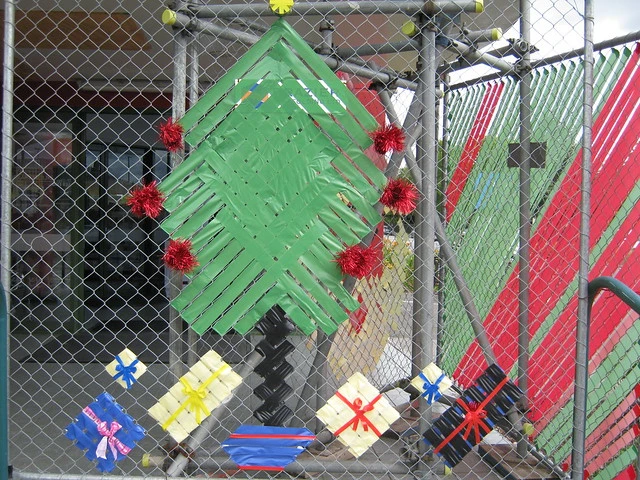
[517,0,533,457]
[571,0,595,473]
[1,0,15,323]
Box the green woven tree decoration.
[158,18,387,336]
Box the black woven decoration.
[252,307,296,426]
[423,364,522,468]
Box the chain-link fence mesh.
[3,0,639,479]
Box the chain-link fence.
[2,0,639,479]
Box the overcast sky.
[594,0,640,41]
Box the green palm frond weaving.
[158,18,386,335]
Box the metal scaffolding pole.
[516,0,533,457]
[435,76,449,365]
[449,29,640,90]
[448,38,514,73]
[571,0,594,478]
[149,454,413,475]
[413,22,437,377]
[413,19,438,468]
[167,13,190,382]
[186,32,200,368]
[163,10,420,91]
[186,0,483,18]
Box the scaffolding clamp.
[509,37,538,56]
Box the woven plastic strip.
[65,393,145,473]
[423,365,522,468]
[158,19,386,335]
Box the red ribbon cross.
[434,375,509,454]
[333,391,383,437]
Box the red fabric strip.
[528,199,639,424]
[229,434,316,440]
[454,45,640,386]
[446,81,505,222]
[569,391,639,474]
[239,465,285,471]
[612,465,637,480]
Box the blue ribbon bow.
[113,356,139,389]
[419,372,445,404]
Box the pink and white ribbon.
[83,407,132,459]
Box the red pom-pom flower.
[380,178,419,215]
[159,117,184,152]
[335,244,377,279]
[372,124,405,155]
[163,239,199,273]
[126,181,165,218]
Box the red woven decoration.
[163,239,199,273]
[380,178,419,215]
[335,245,377,279]
[159,117,184,152]
[126,181,165,218]
[372,124,405,155]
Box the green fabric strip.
[208,222,328,334]
[535,320,640,462]
[180,26,282,132]
[591,446,637,480]
[272,19,377,131]
[441,47,632,373]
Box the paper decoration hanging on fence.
[252,308,296,426]
[156,18,387,336]
[410,362,453,404]
[328,220,410,381]
[423,364,522,468]
[65,392,145,472]
[222,425,315,471]
[105,348,147,389]
[316,372,400,458]
[148,350,242,442]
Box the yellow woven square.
[148,350,242,442]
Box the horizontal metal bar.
[186,0,483,18]
[335,39,420,58]
[482,43,519,59]
[448,39,514,73]
[464,27,503,44]
[164,10,419,90]
[143,454,414,475]
[14,473,175,480]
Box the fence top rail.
[183,0,483,18]
[450,29,640,90]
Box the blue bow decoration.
[113,355,138,389]
[419,372,445,404]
